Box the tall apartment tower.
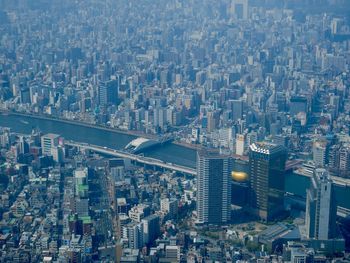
[196,150,231,225]
[249,143,287,222]
[305,168,337,240]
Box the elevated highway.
[66,141,197,176]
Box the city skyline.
[1,0,350,262]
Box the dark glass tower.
[196,149,231,225]
[249,143,287,222]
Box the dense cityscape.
[0,0,350,262]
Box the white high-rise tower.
[305,168,337,240]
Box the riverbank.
[2,112,350,211]
[173,140,202,151]
[0,110,200,151]
[0,112,198,168]
[0,110,154,139]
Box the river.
[0,113,197,168]
[1,113,350,210]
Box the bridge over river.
[66,141,197,176]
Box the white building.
[122,222,144,249]
[41,133,61,155]
[305,169,336,240]
[235,134,245,156]
[128,204,150,223]
[312,141,327,168]
[339,144,350,172]
[165,245,181,261]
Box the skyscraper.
[98,79,118,106]
[305,168,337,240]
[249,143,287,221]
[196,149,231,225]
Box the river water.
[1,113,349,210]
[0,114,197,168]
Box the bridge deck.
[66,141,197,176]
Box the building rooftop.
[42,133,60,139]
[250,142,286,155]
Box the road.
[66,141,197,176]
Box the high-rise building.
[290,96,308,116]
[339,144,350,174]
[141,214,160,245]
[122,222,144,249]
[153,107,166,130]
[229,99,243,122]
[328,144,350,177]
[313,140,328,168]
[160,198,178,219]
[305,168,337,240]
[41,133,61,155]
[191,128,200,143]
[328,144,340,170]
[74,168,89,198]
[196,149,231,225]
[207,110,219,132]
[20,88,31,104]
[109,158,125,181]
[98,80,118,106]
[235,134,246,156]
[75,198,89,217]
[249,143,287,221]
[128,204,151,223]
[51,145,65,163]
[231,0,249,20]
[330,94,340,117]
[331,18,342,35]
[18,136,29,154]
